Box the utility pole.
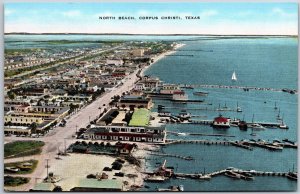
[75,125,78,134]
[45,159,50,182]
[64,138,67,155]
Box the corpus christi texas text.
[99,16,200,20]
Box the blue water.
[144,37,298,191]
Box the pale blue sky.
[4,2,298,35]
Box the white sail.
[232,71,237,81]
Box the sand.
[140,43,186,76]
[47,142,159,191]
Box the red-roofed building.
[212,114,230,128]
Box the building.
[118,96,152,109]
[172,91,188,101]
[132,49,144,57]
[160,84,181,94]
[212,115,230,128]
[70,179,123,192]
[115,143,135,154]
[83,125,166,143]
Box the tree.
[30,122,38,134]
[7,91,16,100]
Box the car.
[20,134,26,137]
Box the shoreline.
[140,43,185,77]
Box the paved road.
[4,69,139,191]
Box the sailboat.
[236,102,242,112]
[232,71,237,81]
[279,114,289,129]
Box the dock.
[165,139,297,151]
[148,153,194,161]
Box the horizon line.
[4,32,298,36]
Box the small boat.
[232,71,237,81]
[199,175,211,180]
[274,102,278,110]
[193,91,209,96]
[145,175,167,182]
[250,123,265,129]
[177,132,187,136]
[225,171,241,179]
[176,177,186,180]
[236,102,242,112]
[279,115,289,129]
[238,120,248,130]
[178,185,184,192]
[287,172,297,181]
[178,110,191,119]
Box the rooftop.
[76,179,122,190]
[128,108,150,127]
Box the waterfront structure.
[212,115,230,128]
[84,108,166,143]
[118,96,152,109]
[160,84,181,94]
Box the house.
[212,115,230,128]
[115,143,135,154]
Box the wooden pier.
[148,153,194,161]
[165,139,297,151]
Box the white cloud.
[200,10,218,18]
[62,10,81,17]
[271,8,297,18]
[5,9,15,16]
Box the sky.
[4,2,298,35]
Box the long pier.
[165,139,297,151]
[148,153,194,161]
[144,168,297,181]
[178,84,297,94]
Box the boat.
[216,103,231,111]
[199,174,211,180]
[236,102,242,112]
[287,172,297,181]
[145,175,167,182]
[250,123,265,129]
[225,171,241,179]
[178,185,184,192]
[193,91,209,96]
[238,120,248,130]
[250,114,265,130]
[177,132,187,136]
[279,115,289,129]
[176,177,186,180]
[232,71,237,81]
[178,110,191,119]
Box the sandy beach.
[140,43,186,76]
[45,141,159,191]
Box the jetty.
[148,153,194,161]
[178,84,297,94]
[165,139,297,151]
[144,167,297,181]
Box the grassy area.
[4,141,45,158]
[5,48,40,55]
[4,176,30,187]
[4,160,38,174]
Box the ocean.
[5,35,298,191]
[143,37,298,191]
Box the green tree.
[7,91,16,100]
